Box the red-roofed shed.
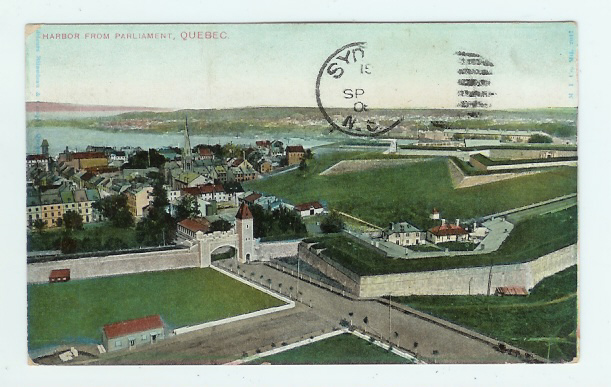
[49,269,70,283]
[102,315,165,352]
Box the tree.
[92,195,133,228]
[528,134,553,143]
[298,159,307,171]
[210,218,232,232]
[320,210,345,233]
[62,210,83,231]
[175,195,199,221]
[32,219,45,233]
[304,148,313,160]
[56,232,78,254]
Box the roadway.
[90,262,522,365]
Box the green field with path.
[397,265,578,362]
[309,206,577,275]
[249,333,413,364]
[245,152,577,228]
[27,268,284,350]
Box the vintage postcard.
[25,22,578,366]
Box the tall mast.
[183,115,193,171]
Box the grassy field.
[27,222,142,252]
[249,333,412,364]
[396,265,578,362]
[27,268,284,350]
[309,206,577,275]
[245,152,577,228]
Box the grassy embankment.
[27,268,284,350]
[249,333,412,365]
[27,222,142,252]
[397,265,578,362]
[307,205,577,275]
[245,152,577,229]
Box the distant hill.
[26,101,172,113]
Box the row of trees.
[249,204,307,240]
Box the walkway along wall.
[27,245,200,284]
[297,241,577,297]
[255,240,301,262]
[297,243,361,295]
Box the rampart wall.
[27,245,200,284]
[255,240,301,262]
[297,241,576,298]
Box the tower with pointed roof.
[235,202,254,263]
[182,116,193,171]
[41,139,49,156]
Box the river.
[26,126,337,156]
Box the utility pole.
[388,294,392,343]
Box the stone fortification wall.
[447,158,543,189]
[486,159,577,171]
[27,245,200,284]
[358,245,577,297]
[297,243,360,295]
[296,241,576,298]
[488,148,577,160]
[255,240,301,262]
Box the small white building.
[102,315,165,352]
[294,201,324,217]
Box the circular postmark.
[316,42,403,137]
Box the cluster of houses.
[26,132,312,228]
[382,208,489,247]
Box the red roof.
[256,140,271,147]
[286,145,305,153]
[198,148,213,156]
[236,202,253,219]
[178,218,210,233]
[182,184,225,197]
[432,208,439,214]
[198,183,225,194]
[181,187,200,196]
[243,193,262,204]
[428,222,468,236]
[27,154,48,161]
[49,269,70,279]
[294,201,323,211]
[103,315,163,339]
[72,152,106,159]
[231,158,245,167]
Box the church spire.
[183,115,193,171]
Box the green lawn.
[249,333,412,364]
[396,265,578,362]
[245,152,577,228]
[27,222,142,252]
[309,206,577,275]
[27,268,284,350]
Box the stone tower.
[182,116,193,171]
[235,202,254,263]
[41,139,49,156]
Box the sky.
[25,23,578,110]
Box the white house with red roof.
[294,201,324,217]
[426,219,470,244]
[102,315,165,352]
